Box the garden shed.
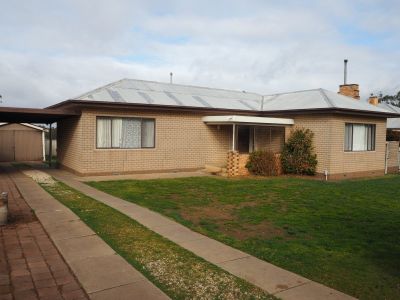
[0,123,45,162]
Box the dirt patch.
[179,201,286,241]
[220,220,287,241]
[181,205,235,224]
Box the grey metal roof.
[262,89,392,114]
[74,78,398,116]
[76,78,262,112]
[378,103,400,129]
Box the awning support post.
[232,123,236,151]
[48,123,52,167]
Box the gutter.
[46,100,400,118]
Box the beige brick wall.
[57,116,83,173]
[290,114,387,178]
[57,108,387,178]
[328,116,386,177]
[58,108,234,175]
[288,115,333,174]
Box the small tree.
[246,150,278,176]
[281,128,318,175]
[380,91,400,107]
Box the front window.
[96,117,155,149]
[344,123,375,151]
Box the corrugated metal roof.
[75,78,398,116]
[76,78,262,111]
[262,89,392,114]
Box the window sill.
[94,148,156,151]
[344,150,376,153]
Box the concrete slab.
[218,256,309,294]
[121,207,182,231]
[180,237,249,264]
[68,255,146,293]
[275,281,356,300]
[153,224,207,244]
[27,199,66,213]
[45,220,95,241]
[36,209,80,226]
[54,235,115,263]
[90,281,169,300]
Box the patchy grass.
[41,180,275,300]
[88,175,400,300]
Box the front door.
[237,126,250,153]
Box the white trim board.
[202,115,294,126]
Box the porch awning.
[202,115,294,126]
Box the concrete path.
[6,167,169,300]
[48,169,357,300]
[0,167,88,300]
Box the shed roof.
[50,78,399,117]
[0,123,45,131]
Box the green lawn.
[41,180,274,300]
[88,175,400,300]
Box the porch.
[202,115,294,176]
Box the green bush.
[281,128,318,175]
[246,150,278,176]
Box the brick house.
[43,79,399,179]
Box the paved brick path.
[0,169,88,300]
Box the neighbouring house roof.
[48,78,400,117]
[202,115,294,126]
[378,103,400,129]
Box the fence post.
[0,192,8,225]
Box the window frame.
[96,116,156,149]
[344,123,376,152]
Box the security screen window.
[96,117,155,149]
[344,123,376,151]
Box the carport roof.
[378,103,400,129]
[0,106,79,123]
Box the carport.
[0,106,79,166]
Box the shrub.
[281,128,318,175]
[246,150,278,176]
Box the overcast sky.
[1,0,399,108]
